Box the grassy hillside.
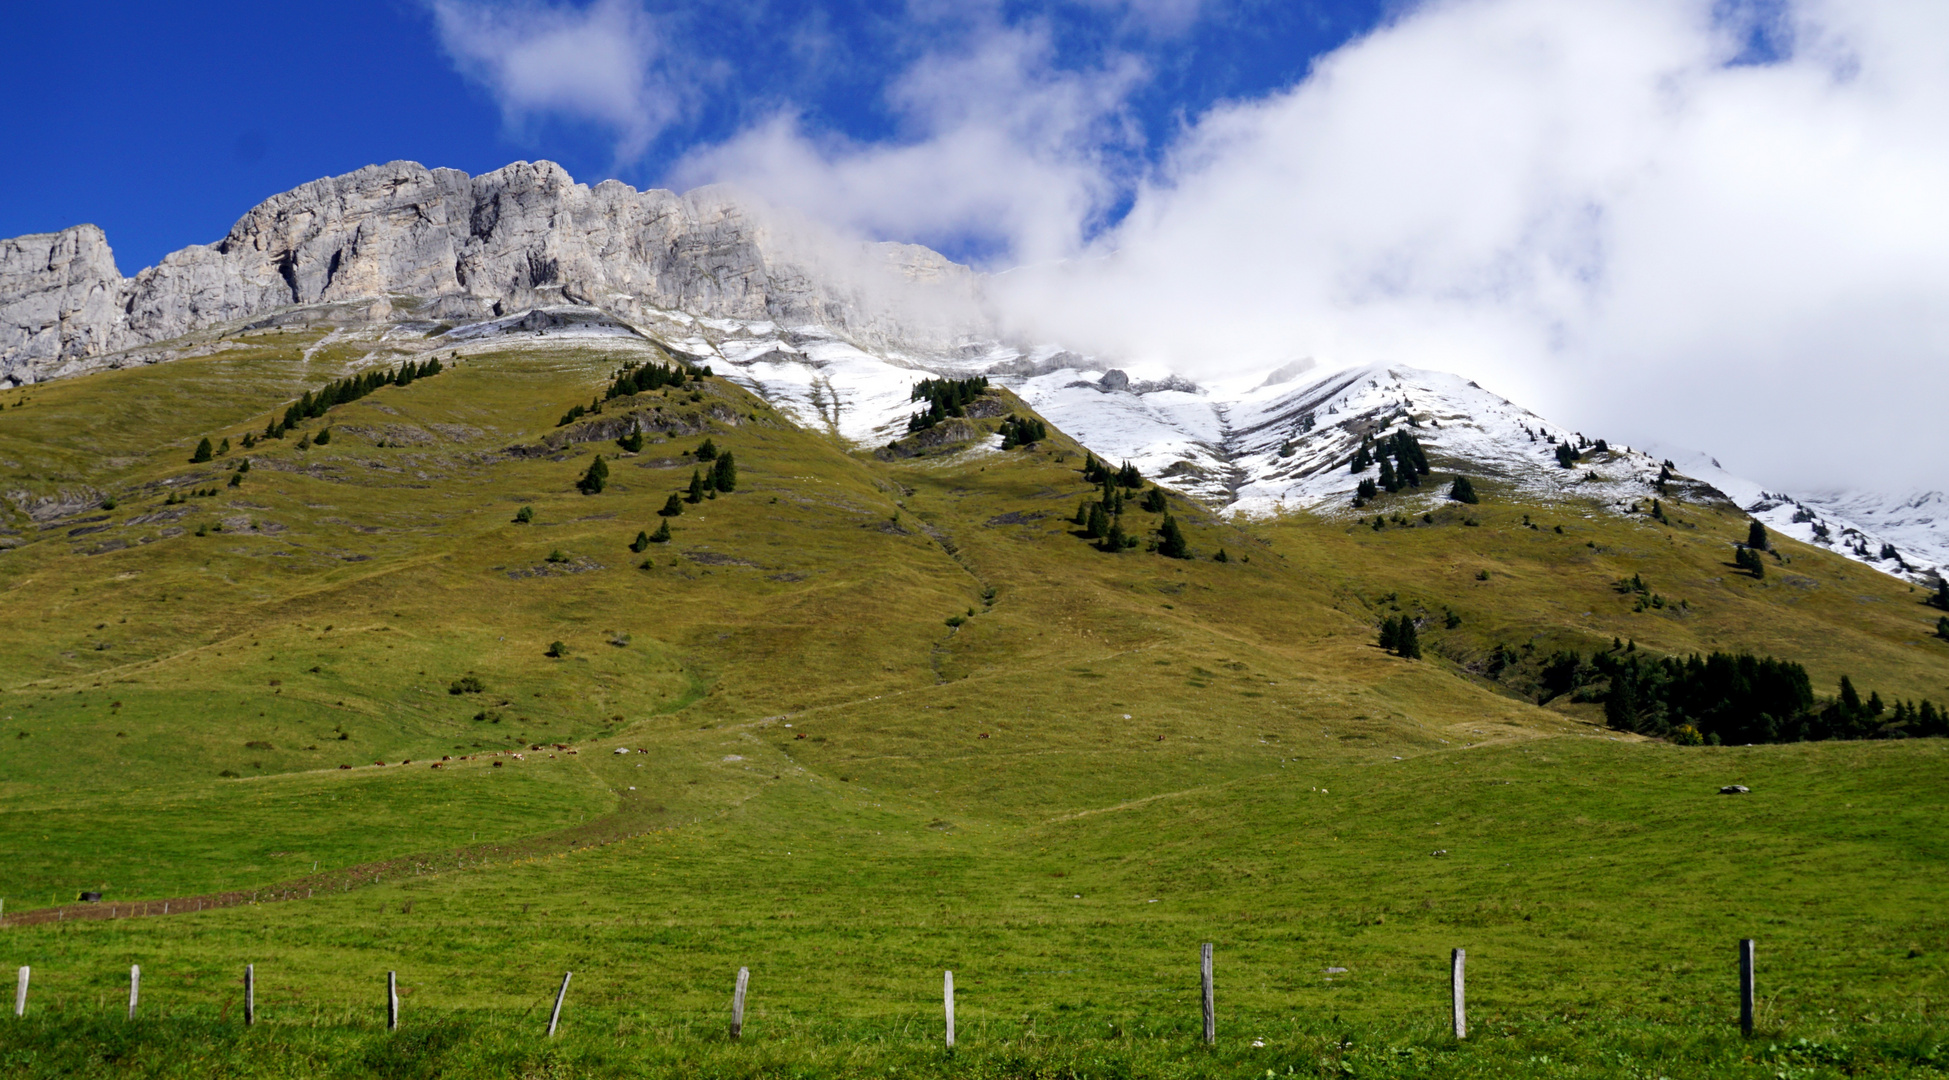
[0,331,1943,1077]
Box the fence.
[5,940,1765,1042]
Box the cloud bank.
[432,0,1949,492]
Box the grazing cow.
[492,762,504,768]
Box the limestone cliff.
[0,160,987,384]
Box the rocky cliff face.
[0,160,987,385]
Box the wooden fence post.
[1201,942,1215,1045]
[1451,949,1467,1039]
[1739,939,1756,1036]
[129,965,140,1021]
[944,970,955,1049]
[387,971,399,1031]
[730,967,750,1039]
[13,966,26,1018]
[548,972,571,1037]
[244,964,255,1026]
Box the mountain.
[1,159,1941,588]
[0,160,985,386]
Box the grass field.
[0,329,1943,1077]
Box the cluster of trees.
[604,360,701,400]
[1487,638,1942,744]
[998,415,1048,448]
[1554,442,1580,469]
[258,357,444,442]
[1928,578,1949,612]
[1449,476,1479,504]
[1732,519,1770,578]
[907,377,990,432]
[1082,453,1143,489]
[1350,430,1430,499]
[1377,615,1421,658]
[1069,457,1193,557]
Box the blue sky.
[0,0,1386,273]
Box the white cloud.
[430,0,676,161]
[991,0,1949,491]
[669,23,1144,265]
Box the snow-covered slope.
[362,300,1949,588]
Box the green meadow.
[0,329,1943,1076]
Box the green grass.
[0,332,1943,1076]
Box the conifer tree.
[1355,478,1378,503]
[1394,617,1421,659]
[630,530,651,553]
[1085,502,1109,539]
[191,437,213,463]
[241,432,256,449]
[1555,442,1579,469]
[1117,461,1143,489]
[313,427,331,445]
[577,454,609,495]
[296,433,311,451]
[659,493,684,517]
[696,438,718,461]
[1141,487,1167,513]
[1213,548,1229,563]
[650,520,672,543]
[685,469,705,503]
[514,505,534,523]
[1378,616,1398,652]
[1074,500,1091,527]
[1378,458,1399,492]
[1351,446,1371,472]
[1747,520,1769,550]
[1157,515,1189,558]
[618,430,644,453]
[1937,615,1949,640]
[1101,518,1128,553]
[217,437,230,455]
[712,450,737,492]
[1449,475,1479,503]
[1931,578,1949,611]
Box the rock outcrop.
[0,160,988,385]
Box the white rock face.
[0,225,128,369]
[0,160,987,385]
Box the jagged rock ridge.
[0,160,986,385]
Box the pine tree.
[1449,475,1479,504]
[1213,549,1229,563]
[1117,461,1143,489]
[1931,578,1949,611]
[649,520,672,543]
[1937,615,1949,640]
[1355,478,1378,503]
[217,437,230,455]
[1555,442,1579,469]
[313,427,331,445]
[191,437,213,463]
[696,438,718,461]
[1085,502,1109,539]
[1101,517,1128,553]
[1379,458,1399,492]
[1747,520,1768,550]
[618,430,644,453]
[296,433,311,451]
[1074,500,1091,526]
[577,454,610,494]
[1157,515,1189,558]
[1378,616,1398,652]
[241,432,256,449]
[630,531,651,553]
[685,469,705,503]
[515,505,535,523]
[1351,446,1371,472]
[659,493,684,517]
[1141,487,1167,513]
[1394,617,1421,659]
[712,450,737,492]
